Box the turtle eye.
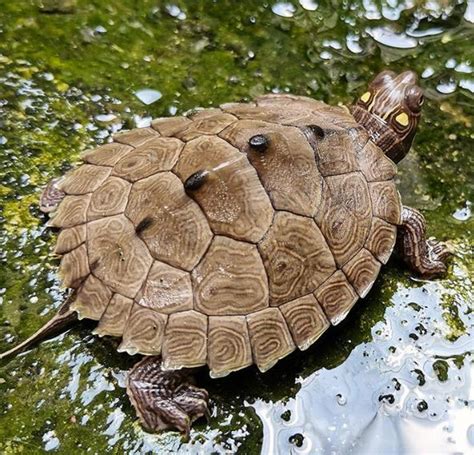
[405,86,424,113]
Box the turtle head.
[350,70,423,163]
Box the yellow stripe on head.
[395,112,409,127]
[360,92,371,103]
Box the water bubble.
[367,27,418,49]
[272,2,296,18]
[452,201,471,221]
[299,0,318,11]
[134,89,162,105]
[336,393,346,405]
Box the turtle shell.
[46,94,401,377]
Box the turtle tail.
[0,294,78,361]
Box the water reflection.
[253,280,473,454]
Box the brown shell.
[44,94,401,375]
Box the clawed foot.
[398,206,452,279]
[127,356,210,438]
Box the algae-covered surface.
[0,1,473,453]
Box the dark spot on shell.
[289,433,304,447]
[184,170,209,192]
[248,134,269,152]
[417,400,428,412]
[136,216,154,236]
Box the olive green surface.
[0,1,472,453]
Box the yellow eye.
[360,92,371,103]
[395,112,409,127]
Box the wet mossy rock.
[41,94,402,377]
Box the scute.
[220,120,323,217]
[113,127,160,147]
[208,316,253,377]
[342,248,381,298]
[87,176,131,221]
[87,215,153,298]
[112,137,184,182]
[125,172,213,271]
[72,274,112,320]
[162,310,208,370]
[174,109,237,141]
[119,303,167,355]
[81,143,132,166]
[314,271,358,325]
[54,224,86,255]
[48,194,90,228]
[59,164,110,194]
[192,236,269,316]
[280,294,329,350]
[136,261,193,314]
[315,172,372,267]
[174,135,273,243]
[95,293,134,337]
[258,211,336,306]
[247,308,295,373]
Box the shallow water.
[0,1,472,453]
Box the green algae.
[0,1,473,453]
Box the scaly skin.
[397,206,451,278]
[126,356,210,439]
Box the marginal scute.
[192,236,269,316]
[314,271,359,325]
[174,135,273,243]
[71,274,112,320]
[113,127,160,147]
[94,293,134,337]
[258,211,336,306]
[280,294,329,350]
[151,116,192,136]
[119,303,167,355]
[357,137,397,182]
[112,137,184,182]
[369,181,402,225]
[162,311,207,370]
[87,176,131,221]
[136,261,193,314]
[365,217,397,264]
[87,215,153,298]
[47,194,91,228]
[256,94,359,129]
[315,172,372,267]
[208,316,253,378]
[220,120,323,217]
[247,308,295,373]
[54,224,86,255]
[59,244,90,288]
[342,248,381,298]
[59,164,111,194]
[81,143,133,167]
[125,172,213,271]
[174,109,237,142]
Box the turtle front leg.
[126,356,209,438]
[397,206,451,278]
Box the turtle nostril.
[248,134,269,152]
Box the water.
[0,1,473,453]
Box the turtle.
[0,70,450,436]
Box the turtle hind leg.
[127,356,209,439]
[40,177,65,213]
[397,206,451,278]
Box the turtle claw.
[127,356,210,436]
